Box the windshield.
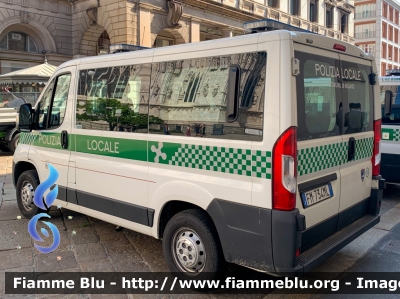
[380,85,400,125]
[0,92,38,108]
[380,85,400,105]
[382,105,400,125]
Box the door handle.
[348,137,356,161]
[61,130,68,149]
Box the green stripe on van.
[20,132,272,179]
[382,128,400,141]
[21,132,374,178]
[297,137,374,176]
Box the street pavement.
[1,151,400,299]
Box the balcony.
[354,31,376,39]
[355,11,376,19]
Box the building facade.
[0,0,355,77]
[354,0,400,75]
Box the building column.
[139,4,152,47]
[221,27,233,38]
[190,17,201,43]
[333,7,340,33]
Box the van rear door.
[294,45,343,251]
[337,55,375,228]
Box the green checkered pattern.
[354,137,374,161]
[382,128,400,141]
[169,144,271,179]
[298,137,374,176]
[297,142,347,176]
[19,132,40,145]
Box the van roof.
[58,30,373,69]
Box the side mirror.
[384,90,393,116]
[226,66,241,123]
[18,103,33,132]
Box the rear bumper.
[208,178,385,275]
[296,214,379,273]
[381,153,400,183]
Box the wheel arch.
[13,161,37,188]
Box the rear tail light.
[295,248,301,257]
[372,119,381,176]
[272,127,297,210]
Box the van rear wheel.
[16,170,43,218]
[163,209,224,280]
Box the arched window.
[98,30,110,54]
[0,32,38,53]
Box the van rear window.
[296,53,341,140]
[296,51,374,140]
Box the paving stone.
[124,231,168,272]
[2,193,16,201]
[0,248,34,270]
[0,200,18,210]
[79,259,115,272]
[3,188,17,198]
[3,183,15,189]
[100,232,130,248]
[88,216,102,223]
[0,219,33,250]
[63,214,91,230]
[36,216,67,232]
[35,250,79,272]
[92,221,119,235]
[124,231,162,254]
[0,208,28,221]
[69,227,99,245]
[74,243,107,263]
[33,230,71,252]
[113,261,151,272]
[107,245,142,264]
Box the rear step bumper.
[297,214,380,273]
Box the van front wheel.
[8,133,20,153]
[163,209,224,279]
[16,170,42,218]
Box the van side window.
[76,64,152,132]
[296,52,341,140]
[36,73,71,130]
[148,52,266,141]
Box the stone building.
[354,0,400,76]
[0,0,356,76]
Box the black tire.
[0,144,10,152]
[8,133,20,153]
[16,170,44,218]
[163,209,224,280]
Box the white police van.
[380,72,400,184]
[14,28,386,278]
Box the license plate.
[301,183,333,208]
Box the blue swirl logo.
[27,164,61,253]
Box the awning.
[0,62,57,85]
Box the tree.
[77,98,163,131]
